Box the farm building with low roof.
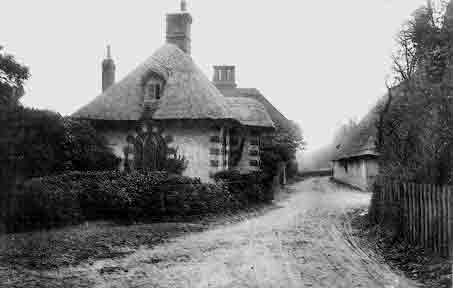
[332,108,380,190]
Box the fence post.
[447,187,453,257]
[411,183,416,245]
[421,184,429,250]
[434,186,442,253]
[442,186,449,257]
[401,182,407,239]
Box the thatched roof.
[73,44,273,128]
[332,121,378,161]
[332,102,382,161]
[225,97,274,128]
[218,87,291,131]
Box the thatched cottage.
[73,2,292,182]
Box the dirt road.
[35,177,416,288]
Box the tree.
[0,46,29,106]
[260,121,305,179]
[298,119,358,172]
[377,2,453,185]
[62,118,120,173]
[0,47,30,231]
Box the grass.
[0,197,287,271]
[0,221,207,270]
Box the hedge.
[4,171,247,233]
[1,107,120,179]
[213,170,274,204]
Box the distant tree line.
[298,119,357,171]
[377,2,453,185]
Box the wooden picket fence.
[370,179,453,257]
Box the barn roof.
[72,44,273,128]
[332,107,379,161]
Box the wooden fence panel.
[371,180,453,257]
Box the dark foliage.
[0,47,30,229]
[260,121,305,178]
[286,159,299,179]
[0,46,29,106]
[63,118,120,172]
[4,171,242,233]
[377,3,453,185]
[213,170,274,204]
[1,107,119,179]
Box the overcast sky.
[1,0,428,151]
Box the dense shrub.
[1,107,120,180]
[260,122,305,180]
[286,159,299,179]
[62,118,120,172]
[213,170,274,204]
[5,171,240,233]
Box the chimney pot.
[102,45,115,92]
[213,66,237,90]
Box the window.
[142,72,165,103]
[210,148,220,155]
[249,160,259,167]
[249,150,259,157]
[210,135,221,143]
[250,138,259,146]
[156,84,161,100]
[146,83,161,101]
[210,160,219,167]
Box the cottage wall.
[365,158,379,187]
[333,158,371,190]
[164,126,217,182]
[100,124,264,182]
[101,124,222,182]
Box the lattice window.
[210,160,219,167]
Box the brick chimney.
[166,1,193,54]
[213,66,237,90]
[102,45,115,92]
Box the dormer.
[141,71,166,106]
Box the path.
[37,177,417,288]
